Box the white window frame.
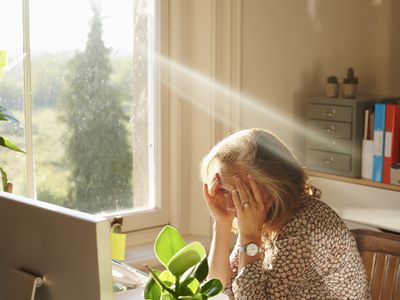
[21,0,171,234]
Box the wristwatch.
[239,242,263,257]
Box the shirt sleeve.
[223,241,268,300]
[264,236,313,297]
[231,260,267,299]
[225,236,315,299]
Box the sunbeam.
[156,53,349,166]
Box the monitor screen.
[0,191,114,300]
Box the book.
[372,103,386,182]
[383,104,400,184]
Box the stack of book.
[362,100,400,185]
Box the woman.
[201,128,370,299]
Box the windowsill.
[124,234,213,271]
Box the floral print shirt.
[224,198,371,299]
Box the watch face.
[246,243,259,256]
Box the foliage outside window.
[0,0,157,217]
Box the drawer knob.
[323,140,336,148]
[323,156,335,165]
[324,124,336,134]
[323,109,336,118]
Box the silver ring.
[242,202,250,208]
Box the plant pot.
[326,83,339,98]
[343,83,357,98]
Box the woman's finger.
[231,189,243,215]
[203,183,215,205]
[247,173,263,207]
[209,174,220,196]
[234,175,251,205]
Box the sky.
[0,0,134,56]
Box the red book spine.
[383,104,400,184]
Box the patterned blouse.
[224,198,371,299]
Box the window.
[0,0,168,231]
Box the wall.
[171,0,400,236]
[239,0,400,231]
[241,0,400,158]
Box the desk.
[114,288,144,300]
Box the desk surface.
[114,288,144,300]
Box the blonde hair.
[200,128,320,240]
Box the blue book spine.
[372,103,386,182]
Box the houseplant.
[0,50,25,192]
[326,75,339,98]
[144,225,223,300]
[342,67,358,98]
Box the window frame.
[20,0,170,233]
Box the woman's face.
[207,160,271,215]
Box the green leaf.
[0,167,7,191]
[159,270,176,287]
[178,295,207,300]
[200,279,223,297]
[0,106,19,123]
[161,294,177,300]
[186,258,209,283]
[178,278,199,296]
[0,50,7,77]
[155,225,187,267]
[146,266,178,298]
[144,271,162,300]
[168,242,206,277]
[0,137,25,153]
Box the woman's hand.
[232,174,267,242]
[203,174,234,227]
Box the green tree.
[61,7,132,213]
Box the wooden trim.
[23,0,36,198]
[307,170,400,192]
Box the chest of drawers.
[305,97,374,177]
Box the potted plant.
[326,75,339,98]
[342,67,358,98]
[0,50,25,192]
[144,225,223,300]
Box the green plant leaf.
[178,295,207,300]
[0,166,7,191]
[161,294,177,300]
[0,137,25,153]
[146,265,178,298]
[186,258,209,283]
[168,242,206,277]
[178,277,199,296]
[155,225,187,267]
[144,270,162,300]
[0,50,7,77]
[159,270,176,287]
[200,279,223,297]
[0,106,19,123]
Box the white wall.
[239,0,400,231]
[241,0,400,158]
[171,0,400,235]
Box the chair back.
[351,229,400,300]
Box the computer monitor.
[0,191,114,300]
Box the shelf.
[306,170,400,192]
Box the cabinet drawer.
[306,150,351,172]
[308,120,352,139]
[308,104,352,122]
[307,137,352,154]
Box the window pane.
[0,0,27,195]
[30,0,155,214]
